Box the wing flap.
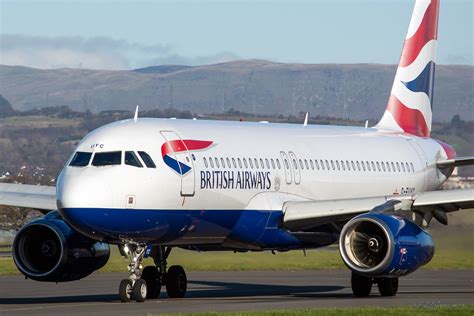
[413,188,474,211]
[0,183,57,211]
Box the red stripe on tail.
[387,95,430,137]
[399,0,439,67]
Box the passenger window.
[237,158,242,168]
[249,158,254,168]
[371,161,375,171]
[361,161,366,171]
[396,162,401,172]
[299,159,304,170]
[69,151,92,167]
[203,157,208,168]
[243,158,248,168]
[209,158,214,168]
[386,162,391,172]
[381,162,386,172]
[340,160,345,171]
[276,159,281,169]
[260,158,264,169]
[232,158,236,168]
[221,158,225,167]
[215,157,220,168]
[346,160,350,171]
[315,160,320,170]
[335,160,339,170]
[310,159,314,170]
[271,159,275,169]
[254,158,259,169]
[351,161,355,170]
[376,161,381,171]
[226,157,231,168]
[410,162,415,172]
[125,151,143,168]
[293,159,298,170]
[92,151,122,166]
[284,159,289,169]
[304,159,309,169]
[265,159,270,169]
[356,161,360,171]
[391,162,395,172]
[401,162,405,172]
[325,160,330,170]
[138,151,156,168]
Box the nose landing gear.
[118,244,187,303]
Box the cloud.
[0,34,240,70]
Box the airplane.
[1,0,473,303]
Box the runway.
[1,270,473,315]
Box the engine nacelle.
[339,213,434,277]
[12,211,110,282]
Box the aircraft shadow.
[185,279,345,299]
[0,280,346,305]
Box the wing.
[0,183,57,211]
[283,188,474,231]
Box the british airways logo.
[161,139,213,175]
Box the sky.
[0,0,472,70]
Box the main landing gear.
[351,271,399,297]
[118,244,187,303]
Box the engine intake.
[13,211,110,282]
[339,213,434,277]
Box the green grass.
[0,231,472,276]
[160,305,474,316]
[0,116,80,128]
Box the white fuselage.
[56,118,450,246]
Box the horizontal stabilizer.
[436,156,474,168]
[0,183,56,211]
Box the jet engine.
[12,211,110,282]
[339,213,434,277]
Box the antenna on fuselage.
[134,105,139,122]
[303,112,309,127]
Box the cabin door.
[160,130,195,196]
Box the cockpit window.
[125,151,143,168]
[92,151,122,166]
[69,152,92,167]
[138,151,156,168]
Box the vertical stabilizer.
[376,0,439,137]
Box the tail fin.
[376,0,440,137]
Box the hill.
[0,60,472,122]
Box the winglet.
[134,105,139,122]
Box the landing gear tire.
[133,278,147,302]
[119,279,133,302]
[142,266,161,299]
[165,265,187,298]
[351,272,372,297]
[377,277,398,296]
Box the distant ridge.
[133,65,193,74]
[0,60,472,122]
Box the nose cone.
[56,167,119,239]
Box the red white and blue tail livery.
[377,0,439,137]
[1,0,473,303]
